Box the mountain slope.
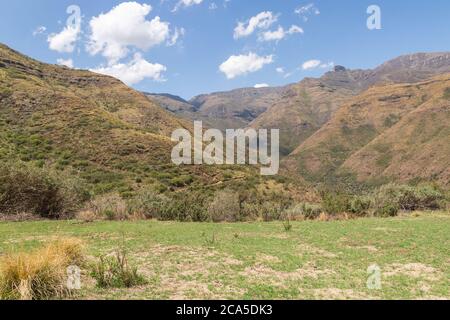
[144,92,199,122]
[146,87,285,130]
[282,74,450,186]
[251,52,450,156]
[1,43,298,198]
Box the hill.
[251,53,450,156]
[283,74,450,187]
[0,43,301,199]
[146,87,285,130]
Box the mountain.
[0,43,292,197]
[146,87,285,130]
[283,74,450,187]
[144,92,199,123]
[188,87,284,130]
[251,52,450,156]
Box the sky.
[1,0,450,99]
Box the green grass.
[0,212,449,300]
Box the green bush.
[161,192,210,222]
[375,203,399,217]
[127,189,170,219]
[349,196,373,216]
[321,192,351,215]
[90,249,147,288]
[0,161,89,218]
[374,183,445,213]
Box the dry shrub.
[318,212,330,222]
[208,190,240,222]
[0,238,84,300]
[75,210,97,223]
[88,193,128,221]
[126,189,170,220]
[285,203,323,220]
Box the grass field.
[0,212,449,300]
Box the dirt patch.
[242,262,334,282]
[256,254,282,264]
[134,244,244,299]
[297,243,338,258]
[350,245,378,252]
[312,288,372,300]
[384,263,441,281]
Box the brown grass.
[0,238,84,300]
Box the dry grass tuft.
[0,238,84,300]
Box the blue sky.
[1,0,450,99]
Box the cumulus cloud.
[234,11,277,39]
[276,67,285,74]
[219,52,273,79]
[302,59,334,70]
[254,83,269,88]
[173,0,203,12]
[295,3,320,21]
[259,25,303,42]
[87,2,170,64]
[90,53,167,85]
[56,58,74,68]
[48,24,80,53]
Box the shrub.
[90,249,147,288]
[373,183,445,214]
[281,212,293,232]
[169,175,193,187]
[0,238,84,300]
[162,192,210,222]
[375,203,399,217]
[127,189,170,219]
[87,193,128,221]
[321,193,351,215]
[0,161,89,219]
[208,190,240,222]
[286,203,323,220]
[349,196,373,216]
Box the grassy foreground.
[0,212,449,300]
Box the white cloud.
[302,59,334,70]
[258,25,303,42]
[209,2,218,10]
[87,2,170,64]
[33,26,47,36]
[48,24,80,53]
[167,27,185,46]
[276,67,284,74]
[254,83,269,88]
[173,0,203,12]
[234,11,277,39]
[90,53,166,85]
[302,59,321,70]
[219,52,273,79]
[56,58,74,68]
[288,25,304,34]
[295,3,320,21]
